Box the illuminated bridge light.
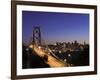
[64,59,67,62]
[38,46,41,49]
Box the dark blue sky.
[22,11,89,44]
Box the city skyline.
[22,11,89,44]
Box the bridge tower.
[33,26,41,46]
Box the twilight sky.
[22,11,89,44]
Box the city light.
[26,48,29,51]
[68,54,71,57]
[59,51,62,53]
[29,44,33,48]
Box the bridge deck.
[32,45,70,67]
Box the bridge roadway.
[30,45,70,68]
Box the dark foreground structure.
[22,45,50,69]
[22,44,89,69]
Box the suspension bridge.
[28,26,71,67]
